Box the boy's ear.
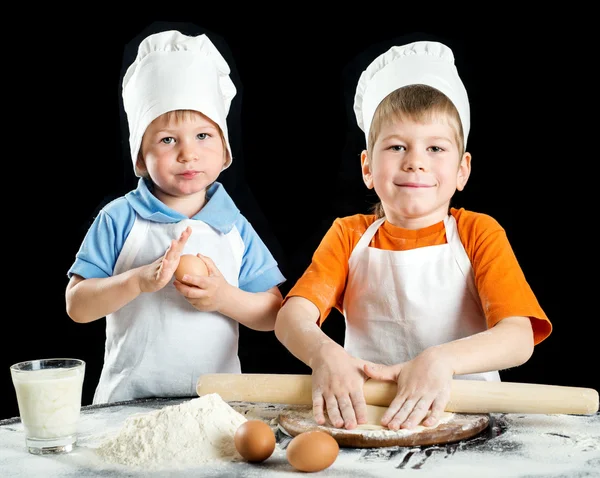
[456,152,472,191]
[223,149,231,169]
[135,152,147,176]
[361,150,374,189]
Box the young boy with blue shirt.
[66,30,285,404]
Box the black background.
[3,14,595,420]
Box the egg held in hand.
[175,254,208,285]
[234,420,276,463]
[286,430,339,472]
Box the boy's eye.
[428,146,443,153]
[197,133,209,140]
[390,145,406,151]
[161,137,175,144]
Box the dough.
[278,405,489,447]
[353,405,454,431]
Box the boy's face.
[362,116,471,229]
[138,111,227,203]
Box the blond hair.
[366,85,465,218]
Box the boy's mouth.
[396,182,433,188]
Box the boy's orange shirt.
[286,207,551,345]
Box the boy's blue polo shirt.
[68,178,285,293]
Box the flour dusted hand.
[95,393,247,470]
[363,348,453,430]
[137,227,192,293]
[311,342,372,430]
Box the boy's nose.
[402,151,426,172]
[178,144,198,163]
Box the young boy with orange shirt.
[274,41,552,431]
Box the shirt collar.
[125,178,240,233]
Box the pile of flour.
[95,393,247,470]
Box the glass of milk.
[10,358,85,455]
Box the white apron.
[93,216,245,404]
[342,215,500,381]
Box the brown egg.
[175,254,208,285]
[234,420,276,463]
[286,430,339,472]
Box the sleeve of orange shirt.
[453,208,552,345]
[284,215,363,325]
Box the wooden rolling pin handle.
[447,380,600,415]
[197,373,314,405]
[196,373,599,415]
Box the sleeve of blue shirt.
[235,215,286,293]
[67,198,136,280]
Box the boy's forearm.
[429,316,535,375]
[66,269,142,323]
[217,286,282,331]
[274,297,340,369]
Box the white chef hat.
[122,30,237,176]
[354,40,470,148]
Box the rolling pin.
[196,373,599,415]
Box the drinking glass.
[10,358,85,454]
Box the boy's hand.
[137,227,192,293]
[310,343,372,430]
[363,348,453,430]
[173,254,230,312]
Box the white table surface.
[1,398,599,477]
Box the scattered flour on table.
[94,393,247,470]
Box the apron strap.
[114,215,150,274]
[354,217,386,252]
[445,214,481,306]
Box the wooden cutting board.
[278,405,489,448]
